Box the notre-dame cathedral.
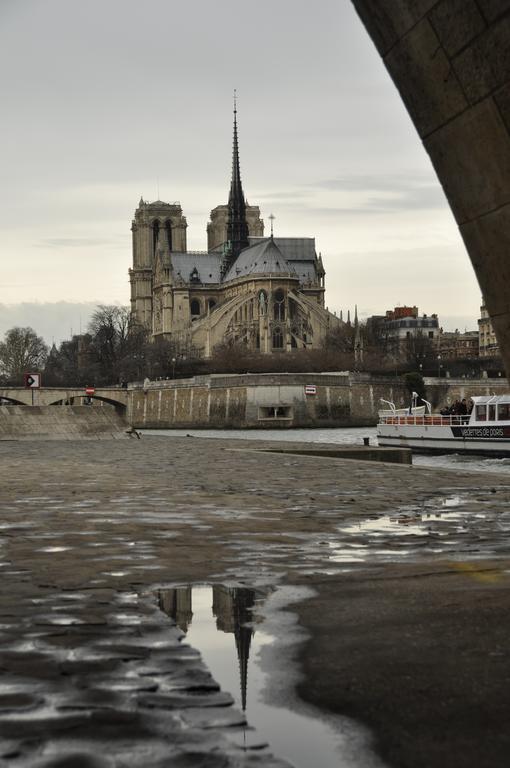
[129,104,341,357]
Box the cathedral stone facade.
[129,106,340,357]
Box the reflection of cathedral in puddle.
[158,585,258,710]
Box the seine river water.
[142,426,510,475]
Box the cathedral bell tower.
[221,94,250,279]
[129,198,187,330]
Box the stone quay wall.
[424,377,508,405]
[127,374,510,430]
[0,405,129,440]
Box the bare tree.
[87,305,131,383]
[0,327,48,383]
[404,332,437,371]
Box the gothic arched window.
[165,220,172,251]
[273,289,285,321]
[152,219,160,254]
[272,327,284,350]
[190,299,201,317]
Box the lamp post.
[171,357,176,380]
[437,354,442,378]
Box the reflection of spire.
[213,585,255,711]
[235,623,252,711]
[222,93,249,279]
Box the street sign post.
[24,373,41,405]
[304,384,317,395]
[85,387,95,396]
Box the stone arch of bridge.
[0,396,26,406]
[351,1,510,373]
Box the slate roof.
[249,236,317,261]
[158,237,318,286]
[166,252,223,284]
[248,236,319,284]
[223,238,297,282]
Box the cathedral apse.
[129,101,340,358]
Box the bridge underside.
[351,1,510,373]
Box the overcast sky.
[0,0,482,343]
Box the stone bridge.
[0,387,128,410]
[351,1,510,374]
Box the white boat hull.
[378,423,510,456]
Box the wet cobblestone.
[1,437,510,766]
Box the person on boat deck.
[468,398,474,414]
[458,399,468,415]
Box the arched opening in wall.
[208,299,216,311]
[272,326,284,350]
[256,332,260,349]
[190,299,201,317]
[152,220,160,254]
[291,335,297,348]
[273,289,285,321]
[258,290,267,316]
[165,220,172,251]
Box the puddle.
[327,492,510,564]
[158,584,382,768]
[37,546,72,553]
[341,511,451,538]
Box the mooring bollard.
[363,437,370,446]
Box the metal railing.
[379,414,471,426]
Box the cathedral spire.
[222,92,249,279]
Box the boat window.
[475,404,487,421]
[498,404,510,420]
[489,404,496,421]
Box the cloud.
[254,190,313,200]
[36,237,120,248]
[308,173,448,214]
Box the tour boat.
[377,394,510,456]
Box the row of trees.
[0,307,142,386]
[0,305,504,386]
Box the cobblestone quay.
[1,436,509,767]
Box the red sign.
[85,387,95,396]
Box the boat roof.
[471,394,510,405]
